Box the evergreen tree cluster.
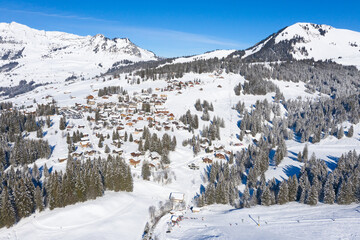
[197,150,360,209]
[0,155,133,228]
[197,161,239,207]
[9,137,51,166]
[234,83,242,96]
[139,127,177,165]
[179,110,199,130]
[201,116,225,140]
[36,103,57,116]
[0,110,39,134]
[194,99,214,112]
[0,102,13,110]
[284,94,360,143]
[98,86,127,97]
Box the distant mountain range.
[1,22,360,87]
[0,22,157,86]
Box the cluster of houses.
[58,86,201,170]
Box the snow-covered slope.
[0,22,157,86]
[157,49,236,68]
[154,203,360,240]
[244,22,360,67]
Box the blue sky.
[1,0,359,57]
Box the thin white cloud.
[0,7,245,48]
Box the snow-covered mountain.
[243,22,360,67]
[0,22,157,86]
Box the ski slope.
[154,203,360,240]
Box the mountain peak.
[243,22,360,65]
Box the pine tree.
[229,151,234,164]
[288,176,299,202]
[323,175,335,204]
[129,133,133,142]
[1,187,16,228]
[347,125,354,138]
[37,127,43,138]
[205,183,215,205]
[104,144,110,153]
[297,152,302,162]
[124,131,128,142]
[98,139,103,148]
[307,184,318,206]
[277,181,289,204]
[34,186,44,212]
[261,185,271,206]
[242,185,251,208]
[337,126,344,139]
[46,116,51,128]
[59,117,66,130]
[142,162,151,180]
[302,144,308,162]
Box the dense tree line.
[0,110,39,134]
[0,102,13,110]
[97,86,127,97]
[0,155,133,228]
[36,103,57,116]
[197,150,360,208]
[0,80,45,98]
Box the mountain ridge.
[0,21,157,86]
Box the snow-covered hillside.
[0,22,157,86]
[159,49,236,67]
[0,21,360,240]
[244,22,360,67]
[154,203,360,240]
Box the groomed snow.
[154,203,360,240]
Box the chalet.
[169,192,185,203]
[80,141,91,148]
[86,95,94,100]
[129,159,141,167]
[202,158,213,164]
[217,85,222,88]
[58,157,67,163]
[214,145,224,151]
[149,163,156,169]
[164,126,171,131]
[215,153,226,159]
[85,150,97,156]
[72,152,83,157]
[88,100,95,105]
[131,152,142,157]
[112,149,123,155]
